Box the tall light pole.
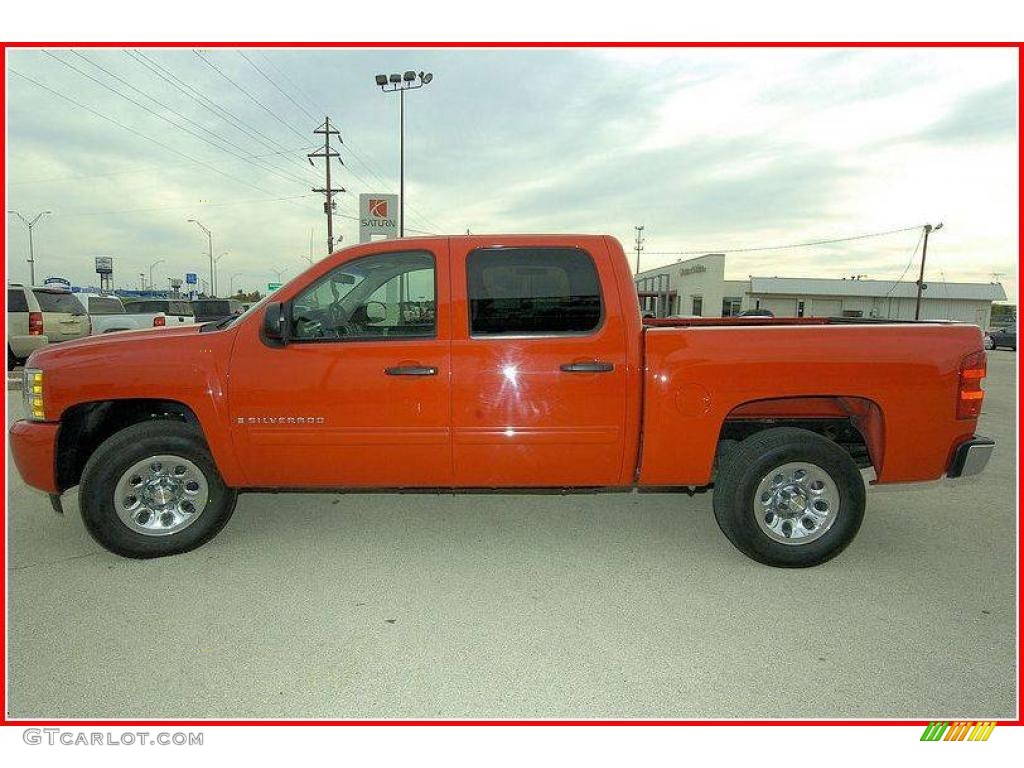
[915,222,943,320]
[7,210,52,285]
[149,258,165,289]
[187,219,213,297]
[374,70,434,237]
[214,251,229,297]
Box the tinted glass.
[124,300,166,313]
[33,290,85,314]
[169,301,194,316]
[291,250,435,341]
[8,289,28,312]
[467,247,602,335]
[88,297,125,314]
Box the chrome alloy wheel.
[113,455,209,536]
[753,461,840,545]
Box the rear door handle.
[560,361,614,373]
[385,365,438,376]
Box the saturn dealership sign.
[358,193,399,243]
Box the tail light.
[28,311,43,335]
[957,350,986,420]
[153,315,166,327]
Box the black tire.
[713,427,865,567]
[79,420,237,558]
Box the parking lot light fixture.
[149,259,165,289]
[187,219,214,297]
[373,70,435,237]
[214,251,230,297]
[7,209,52,286]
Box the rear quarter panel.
[639,323,984,486]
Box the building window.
[692,296,703,316]
[797,300,805,318]
[722,297,742,316]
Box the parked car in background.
[31,286,90,344]
[7,284,48,370]
[191,298,243,323]
[77,293,171,334]
[738,308,776,318]
[984,325,1016,351]
[122,299,196,327]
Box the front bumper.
[947,435,995,479]
[9,419,60,494]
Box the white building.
[635,253,1007,328]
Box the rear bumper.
[8,334,48,359]
[9,419,60,494]
[947,436,995,479]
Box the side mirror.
[262,302,288,343]
[364,301,387,324]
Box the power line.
[883,228,926,300]
[256,51,324,120]
[238,50,319,123]
[51,193,317,219]
[43,50,313,190]
[644,224,925,256]
[125,49,316,178]
[193,49,311,143]
[8,67,309,208]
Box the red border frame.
[1,39,1021,729]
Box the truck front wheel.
[79,421,237,558]
[713,427,865,567]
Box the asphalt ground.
[5,352,1017,719]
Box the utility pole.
[7,210,52,285]
[634,225,645,274]
[309,117,345,255]
[915,222,943,320]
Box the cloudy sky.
[5,47,1019,299]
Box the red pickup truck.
[10,235,994,567]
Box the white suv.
[7,284,48,370]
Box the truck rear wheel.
[79,421,237,558]
[713,427,865,567]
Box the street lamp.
[213,251,230,297]
[373,70,434,237]
[149,258,165,290]
[914,222,944,320]
[7,210,52,285]
[187,219,213,297]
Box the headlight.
[22,368,45,421]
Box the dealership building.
[634,253,1007,328]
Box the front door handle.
[560,361,614,373]
[385,365,438,376]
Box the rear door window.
[7,289,28,312]
[33,290,85,314]
[467,247,603,336]
[88,297,125,315]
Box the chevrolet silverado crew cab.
[9,235,994,566]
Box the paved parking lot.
[5,352,1017,719]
